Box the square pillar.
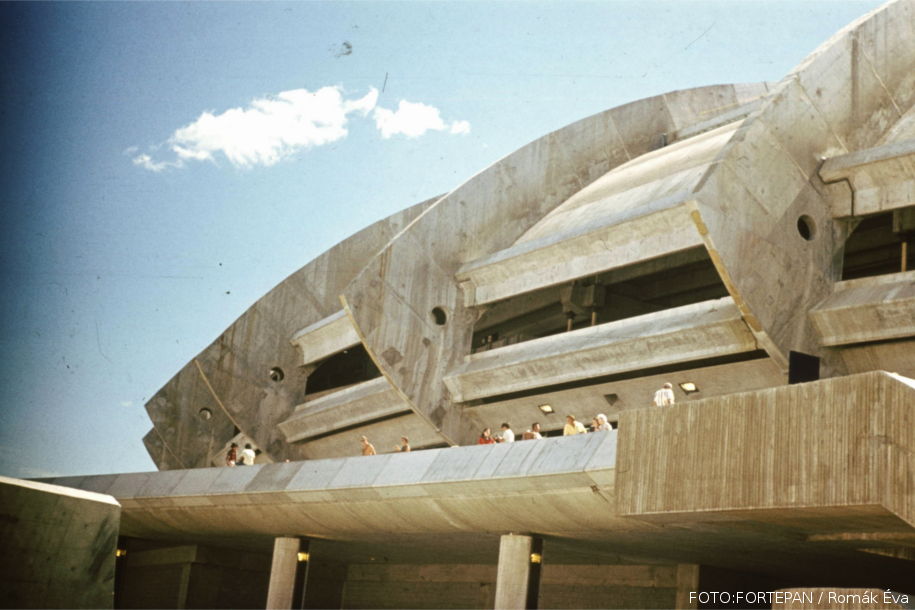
[266,537,309,610]
[494,534,542,609]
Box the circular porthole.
[198,408,212,420]
[431,307,448,326]
[797,215,816,241]
[269,367,285,382]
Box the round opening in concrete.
[198,408,212,420]
[797,215,816,240]
[269,367,285,382]
[431,307,448,326]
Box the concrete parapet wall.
[616,371,915,521]
[47,432,618,541]
[0,476,120,609]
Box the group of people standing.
[229,383,677,464]
[474,382,676,444]
[224,442,256,466]
[477,422,539,444]
[477,414,614,444]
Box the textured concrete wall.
[339,563,680,610]
[116,543,270,609]
[342,84,770,448]
[616,371,915,522]
[0,476,120,609]
[692,0,915,370]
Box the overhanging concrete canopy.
[56,372,915,582]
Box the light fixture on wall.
[538,404,554,414]
[678,382,699,394]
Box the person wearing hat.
[653,382,676,407]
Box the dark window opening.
[842,209,915,280]
[305,344,380,397]
[471,246,729,352]
[788,351,820,384]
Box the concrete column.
[266,537,308,610]
[675,564,700,609]
[494,534,542,609]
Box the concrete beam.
[290,310,361,367]
[278,377,410,443]
[457,197,704,306]
[820,139,915,217]
[809,271,915,346]
[444,297,756,402]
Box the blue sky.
[0,0,881,479]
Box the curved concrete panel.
[691,0,915,368]
[342,84,772,446]
[144,198,435,468]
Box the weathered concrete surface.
[342,84,772,448]
[265,537,302,610]
[617,371,915,529]
[691,0,915,371]
[493,534,535,609]
[0,476,120,609]
[457,121,740,306]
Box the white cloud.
[131,153,175,172]
[133,86,378,170]
[132,85,469,171]
[450,120,471,135]
[373,100,471,139]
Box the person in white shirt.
[595,413,612,431]
[239,443,256,465]
[499,422,515,443]
[653,382,676,407]
[524,422,543,440]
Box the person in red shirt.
[225,442,238,466]
[477,428,496,444]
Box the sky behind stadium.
[0,0,882,479]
